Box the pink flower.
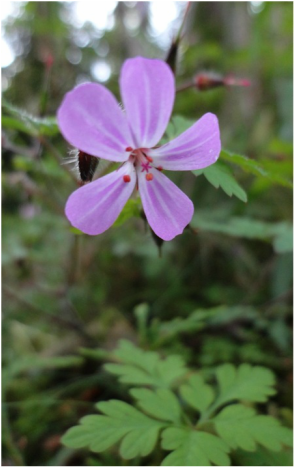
[57,57,221,241]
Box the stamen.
[146,173,153,181]
[146,156,153,163]
[125,146,133,152]
[156,166,163,171]
[123,175,131,183]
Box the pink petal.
[138,168,194,241]
[149,113,221,170]
[120,57,175,149]
[65,163,136,235]
[57,83,134,162]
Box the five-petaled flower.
[57,57,221,241]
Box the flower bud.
[78,151,99,182]
[195,72,250,91]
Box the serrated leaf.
[193,161,247,202]
[62,400,165,459]
[130,388,181,423]
[105,340,188,388]
[215,364,276,406]
[161,428,230,466]
[220,150,292,189]
[180,374,215,413]
[165,118,292,189]
[113,198,142,227]
[213,404,293,452]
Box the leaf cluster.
[62,341,292,466]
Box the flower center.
[122,147,155,183]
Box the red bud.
[195,72,250,91]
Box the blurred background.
[2,1,293,466]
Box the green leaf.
[234,446,293,466]
[62,400,165,459]
[165,118,292,190]
[220,149,292,189]
[213,404,293,452]
[193,161,247,202]
[157,306,259,341]
[193,212,293,250]
[113,198,142,227]
[2,115,34,134]
[161,428,230,466]
[105,340,188,388]
[2,100,59,136]
[180,374,215,413]
[215,364,276,406]
[130,388,182,423]
[272,225,293,253]
[193,214,275,239]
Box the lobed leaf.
[213,404,293,452]
[165,116,292,189]
[220,150,292,189]
[161,428,230,466]
[62,400,165,459]
[215,363,276,406]
[180,374,215,413]
[193,161,247,202]
[130,387,182,423]
[105,340,188,388]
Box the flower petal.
[65,163,136,235]
[120,57,175,149]
[57,83,134,162]
[138,168,194,241]
[149,113,221,170]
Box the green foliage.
[62,343,292,466]
[234,446,293,466]
[220,150,292,189]
[130,388,182,423]
[2,100,59,137]
[161,428,230,466]
[215,363,275,405]
[167,116,292,198]
[2,2,292,466]
[193,213,293,252]
[214,405,292,452]
[193,161,248,202]
[156,305,259,339]
[113,198,142,227]
[104,340,188,388]
[3,354,83,391]
[180,374,215,412]
[62,401,165,459]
